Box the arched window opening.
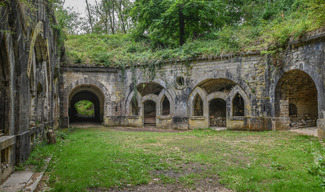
[144,100,156,126]
[162,96,170,116]
[193,94,203,116]
[233,93,244,116]
[289,103,297,117]
[209,99,226,127]
[131,99,139,116]
[74,100,95,119]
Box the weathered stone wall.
[0,0,60,182]
[60,30,325,138]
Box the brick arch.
[188,87,208,118]
[271,65,324,119]
[158,90,175,117]
[125,80,173,115]
[189,75,254,99]
[227,85,252,117]
[27,21,51,87]
[61,78,109,127]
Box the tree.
[130,0,230,46]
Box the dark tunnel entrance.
[69,91,102,123]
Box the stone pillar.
[275,99,290,130]
[317,111,325,138]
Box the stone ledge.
[159,116,172,120]
[191,116,205,120]
[0,136,16,150]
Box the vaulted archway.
[68,85,105,124]
[275,70,318,128]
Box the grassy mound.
[63,1,324,67]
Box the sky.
[63,0,97,17]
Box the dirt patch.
[108,126,187,133]
[289,127,318,137]
[34,174,52,192]
[89,177,232,192]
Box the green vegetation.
[74,100,94,117]
[63,0,325,66]
[16,141,56,172]
[43,128,324,191]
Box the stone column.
[317,111,325,138]
[275,99,290,130]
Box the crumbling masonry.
[1,0,325,183]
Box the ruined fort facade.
[60,29,325,137]
[1,0,325,184]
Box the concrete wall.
[0,0,60,182]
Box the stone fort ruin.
[1,0,325,183]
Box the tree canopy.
[52,0,325,66]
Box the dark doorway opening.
[69,91,101,123]
[144,100,156,126]
[209,99,226,127]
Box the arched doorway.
[275,70,318,128]
[144,100,156,126]
[69,91,100,123]
[209,98,226,127]
[68,85,105,124]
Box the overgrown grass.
[16,140,56,172]
[64,1,324,67]
[45,128,325,191]
[74,100,94,117]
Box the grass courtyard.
[32,127,324,192]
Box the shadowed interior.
[275,70,318,127]
[69,91,101,123]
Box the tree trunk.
[117,0,126,33]
[85,0,93,33]
[178,6,185,46]
[111,0,115,34]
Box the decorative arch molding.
[27,21,52,96]
[227,85,252,117]
[27,22,49,78]
[188,74,254,99]
[125,91,142,116]
[63,78,109,118]
[128,77,177,99]
[207,92,227,102]
[188,86,208,117]
[271,65,324,118]
[125,80,175,116]
[158,89,175,117]
[141,94,158,117]
[141,94,158,103]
